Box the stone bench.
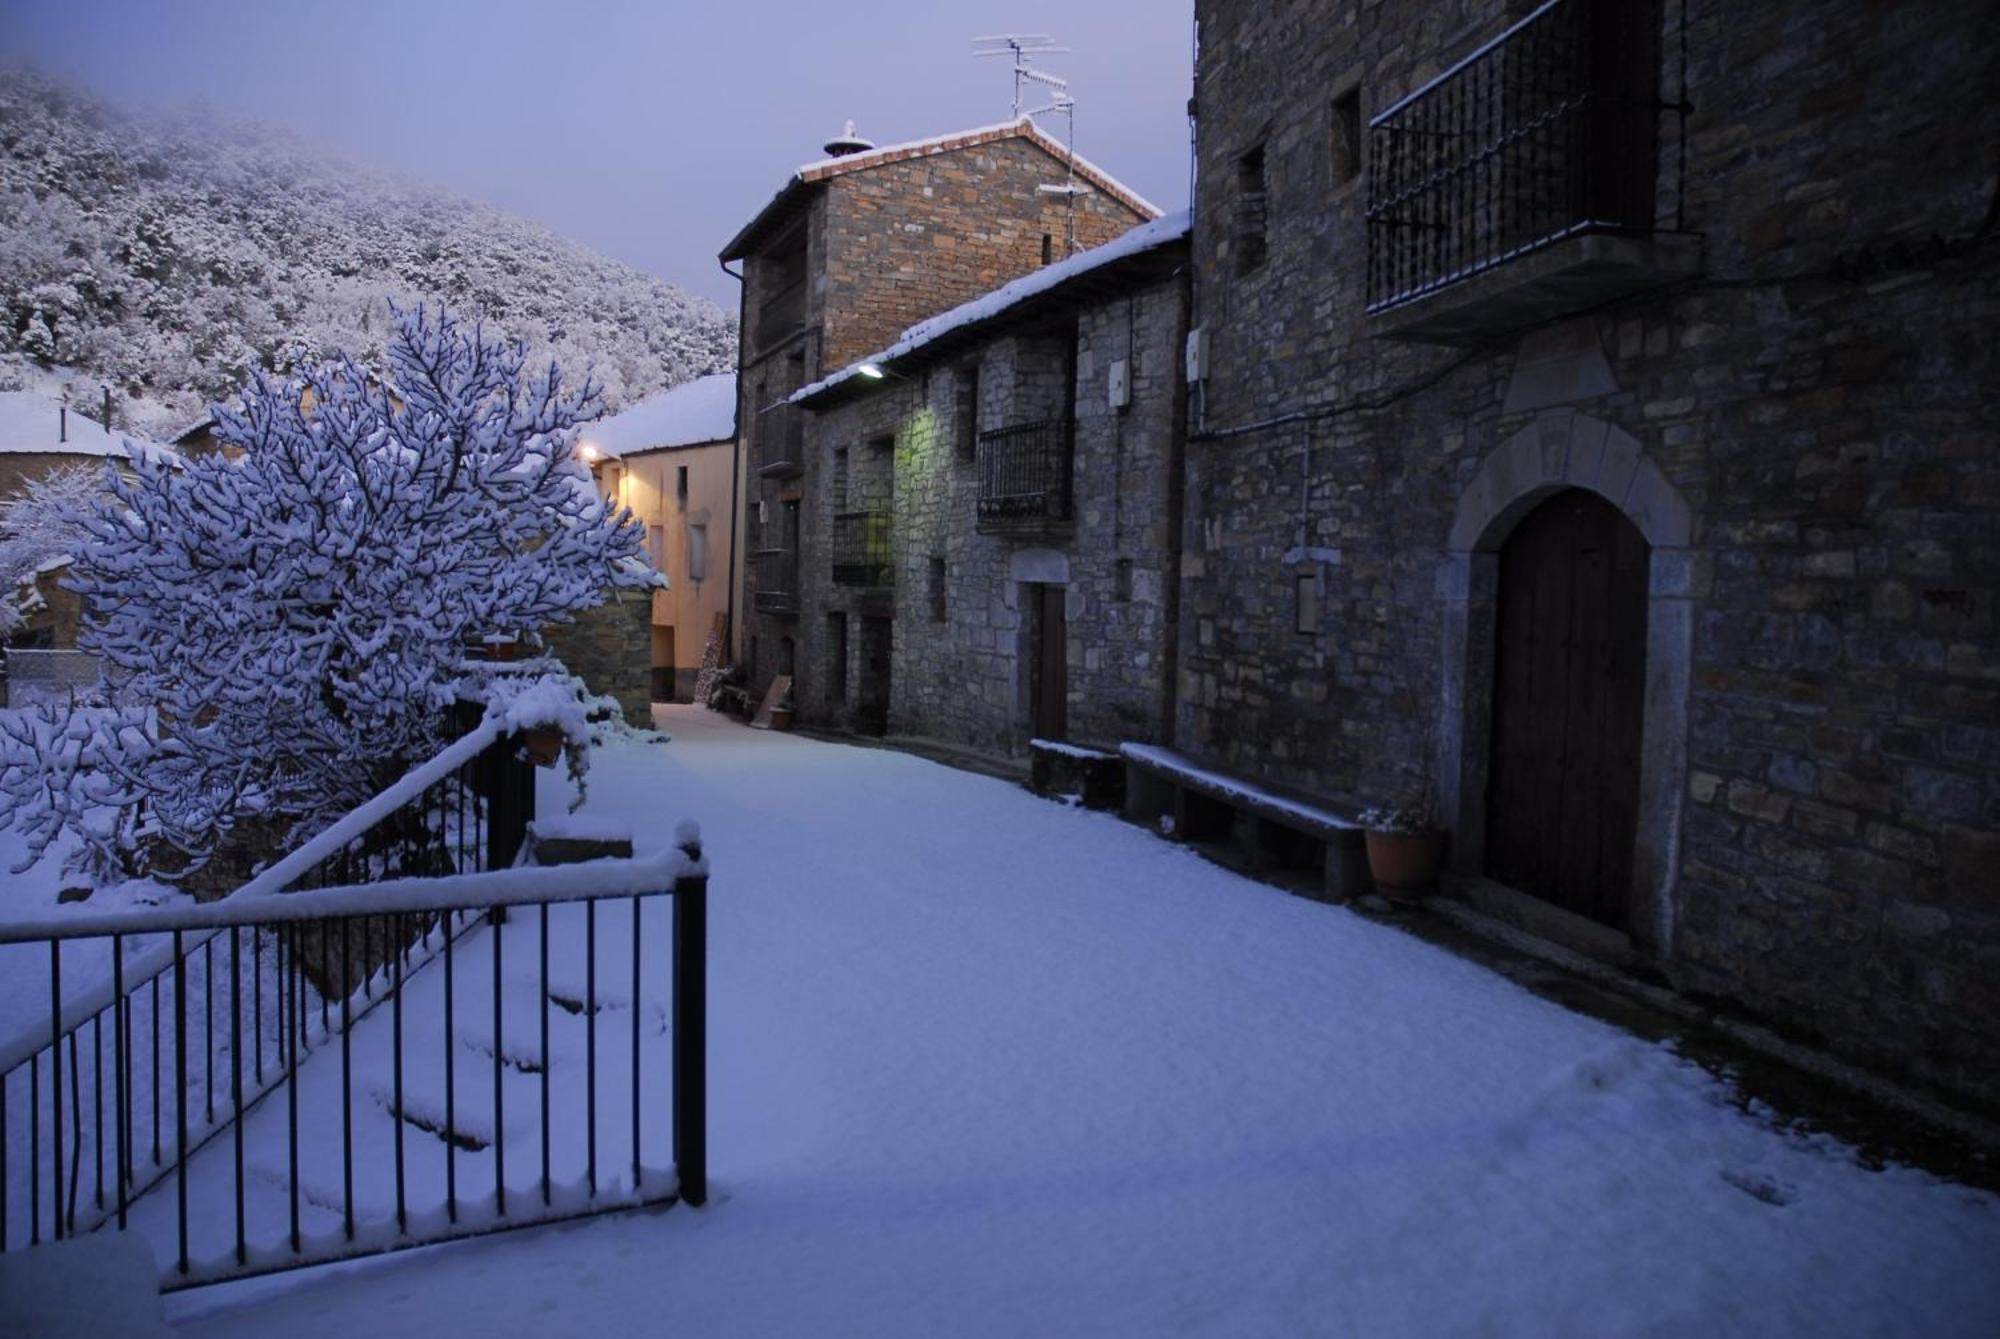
[1028,738,1126,810]
[1119,743,1371,902]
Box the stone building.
[580,372,739,701]
[1181,0,2000,1105]
[721,118,1159,694]
[789,213,1191,753]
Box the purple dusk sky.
[0,0,1196,307]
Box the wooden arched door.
[1486,489,1650,930]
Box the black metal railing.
[0,841,708,1289]
[831,510,892,588]
[1365,0,1681,311]
[752,547,799,614]
[0,708,709,1289]
[977,420,1074,529]
[755,277,806,351]
[756,402,805,477]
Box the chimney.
[821,120,875,158]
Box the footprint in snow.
[1720,1168,1796,1206]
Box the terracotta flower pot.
[522,725,565,768]
[770,707,794,731]
[1364,827,1444,894]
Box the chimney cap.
[821,120,875,158]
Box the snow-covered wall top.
[0,390,168,458]
[0,70,737,437]
[578,372,737,459]
[793,209,1192,404]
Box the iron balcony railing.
[1365,0,1685,312]
[977,419,1074,529]
[752,547,799,614]
[756,402,805,477]
[0,712,711,1290]
[831,510,892,588]
[755,277,806,351]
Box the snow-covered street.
[145,706,2000,1336]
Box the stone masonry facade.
[730,124,1155,699]
[1186,0,2000,1106]
[793,260,1189,755]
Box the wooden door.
[1486,489,1649,929]
[1033,584,1068,741]
[858,616,892,736]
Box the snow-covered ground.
[49,706,2000,1333]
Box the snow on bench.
[1119,744,1371,902]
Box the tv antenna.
[973,33,1090,258]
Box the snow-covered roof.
[576,373,737,459]
[721,116,1162,260]
[0,390,171,459]
[793,210,1191,406]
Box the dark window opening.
[828,612,848,703]
[1331,90,1362,185]
[676,464,689,502]
[929,557,948,623]
[833,447,850,509]
[954,364,979,462]
[1236,144,1268,274]
[1041,232,1054,265]
[1116,559,1134,603]
[1295,573,1320,635]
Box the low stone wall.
[542,590,654,728]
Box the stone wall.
[1187,0,2000,1104]
[793,269,1188,757]
[541,590,654,727]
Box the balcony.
[752,546,800,615]
[754,271,807,354]
[831,510,892,588]
[1364,0,1698,343]
[977,419,1073,536]
[756,402,805,478]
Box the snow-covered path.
[168,706,2000,1336]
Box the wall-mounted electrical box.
[1108,358,1130,410]
[1184,326,1209,382]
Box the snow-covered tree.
[0,463,102,638]
[0,304,655,882]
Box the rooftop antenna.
[974,33,1091,258]
[973,33,1069,119]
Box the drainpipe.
[719,256,746,668]
[1162,265,1192,750]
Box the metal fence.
[1364,0,1685,311]
[831,510,893,588]
[977,420,1074,529]
[0,715,711,1289]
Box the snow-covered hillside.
[0,69,737,435]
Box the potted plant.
[522,723,566,768]
[1358,805,1444,898]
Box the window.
[687,522,710,583]
[833,447,850,509]
[828,613,848,702]
[929,557,947,623]
[648,524,665,566]
[1041,232,1054,265]
[676,464,689,503]
[1331,89,1362,186]
[1295,572,1320,635]
[1116,559,1134,603]
[954,364,979,462]
[1236,144,1268,274]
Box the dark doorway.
[828,612,848,704]
[857,616,892,736]
[1032,584,1068,741]
[1486,489,1649,930]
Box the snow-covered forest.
[0,69,737,435]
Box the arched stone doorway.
[1437,412,1696,955]
[1486,489,1650,930]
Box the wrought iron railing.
[0,705,709,1289]
[1365,0,1682,311]
[831,510,892,588]
[977,419,1073,529]
[752,547,799,614]
[756,402,805,477]
[755,277,806,350]
[0,841,708,1289]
